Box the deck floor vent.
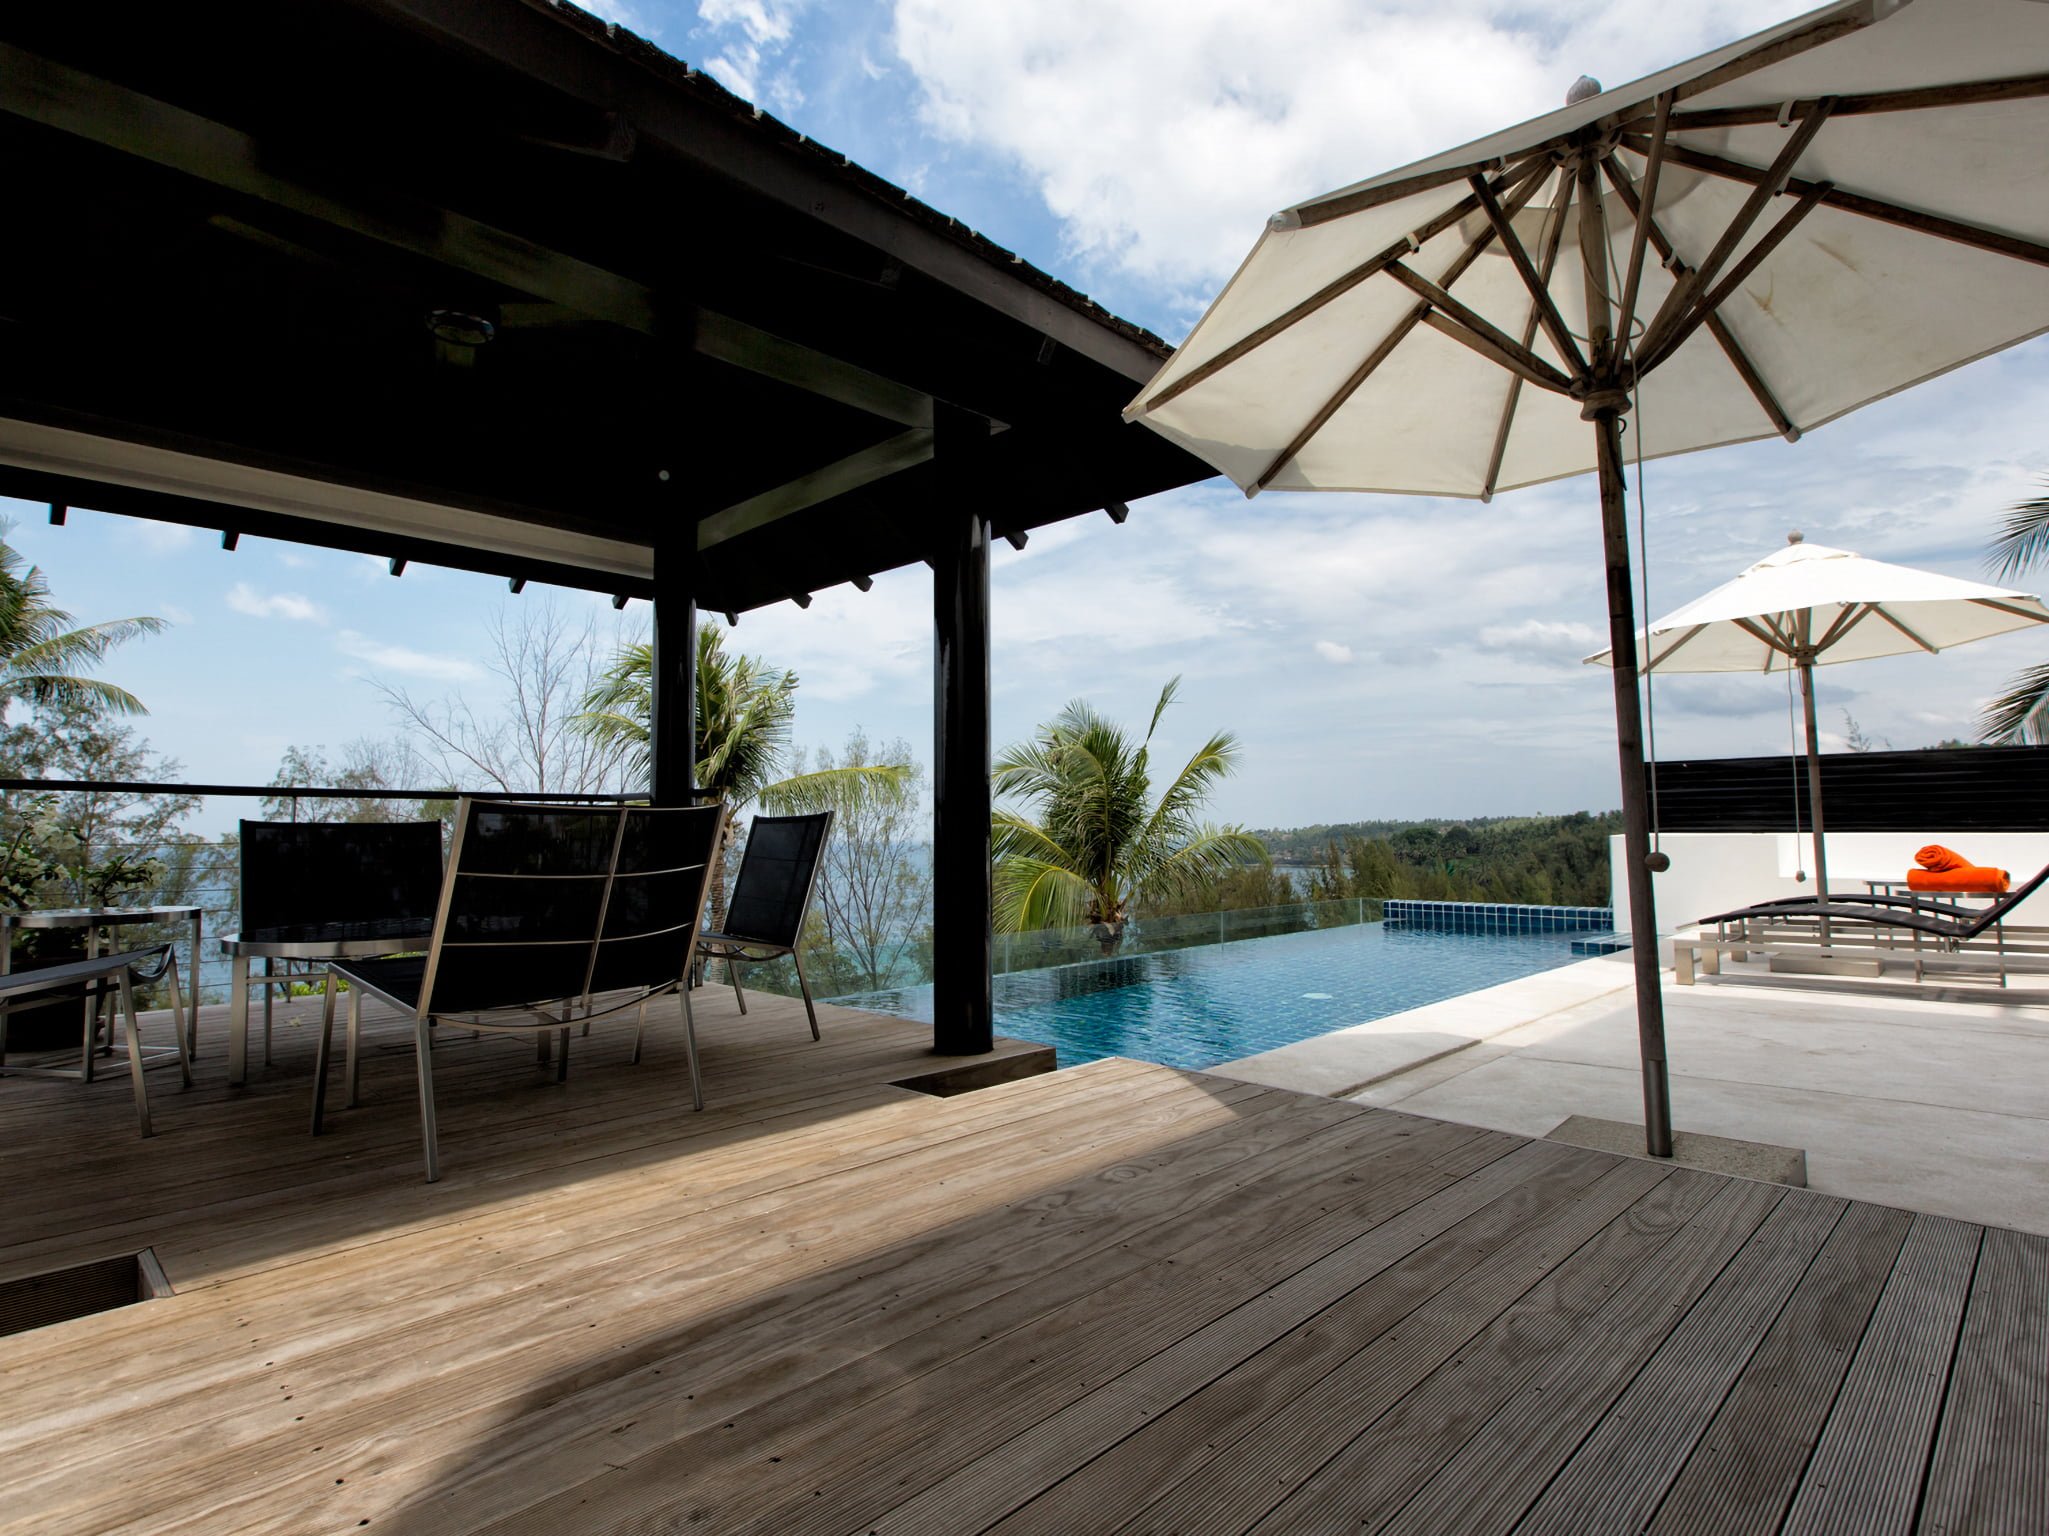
[0,1249,173,1338]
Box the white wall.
[1607,831,2049,934]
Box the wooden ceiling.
[0,0,1212,611]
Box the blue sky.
[11,0,2049,835]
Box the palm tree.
[1980,484,2049,743]
[0,528,164,716]
[992,678,1267,952]
[576,623,911,931]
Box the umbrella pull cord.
[1785,667,1808,881]
[1623,370,1666,868]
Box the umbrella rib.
[1257,166,1556,492]
[1599,154,1801,442]
[1969,597,2049,624]
[1621,136,2049,270]
[1637,99,1835,364]
[1737,613,1794,659]
[1483,164,1579,500]
[1615,91,1674,353]
[1467,172,1587,378]
[1385,263,1575,392]
[1644,623,1709,673]
[1815,602,1875,652]
[1634,180,1832,376]
[1136,156,1553,415]
[1639,72,2049,133]
[1868,604,1941,653]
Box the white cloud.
[158,604,194,626]
[133,521,198,553]
[1477,618,1600,656]
[697,0,811,108]
[1313,639,1354,664]
[225,582,324,623]
[891,1,1809,303]
[335,630,483,682]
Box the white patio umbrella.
[1124,0,2049,1155]
[1586,532,2049,908]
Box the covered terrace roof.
[0,0,1212,612]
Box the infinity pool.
[831,921,1590,1070]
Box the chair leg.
[311,972,338,1134]
[728,955,748,1016]
[414,1014,441,1183]
[345,987,363,1108]
[556,1026,570,1083]
[631,996,649,1065]
[792,948,820,1042]
[166,954,192,1089]
[263,956,275,1067]
[119,971,152,1139]
[682,984,703,1112]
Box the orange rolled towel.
[1907,866,2010,893]
[1916,844,1969,872]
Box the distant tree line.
[1263,812,1623,908]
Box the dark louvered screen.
[722,812,831,948]
[240,820,444,937]
[1646,745,2049,832]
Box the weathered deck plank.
[0,984,2037,1536]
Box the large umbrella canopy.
[1586,534,2049,906]
[1127,0,2049,499]
[1124,0,2049,1158]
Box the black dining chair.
[0,946,189,1137]
[310,799,725,1182]
[696,810,834,1040]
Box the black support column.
[930,409,994,1055]
[650,529,698,806]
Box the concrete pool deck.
[1218,954,2049,1236]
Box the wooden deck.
[0,986,2042,1534]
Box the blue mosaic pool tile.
[1384,900,1614,936]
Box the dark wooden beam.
[1620,135,2049,270]
[930,406,994,1055]
[372,0,1172,382]
[1616,92,1673,353]
[651,532,699,806]
[696,429,935,553]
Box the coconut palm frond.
[5,672,153,717]
[1135,826,1270,899]
[0,528,165,715]
[757,763,911,815]
[993,854,1094,933]
[1989,486,2049,581]
[1979,660,2049,744]
[1136,731,1242,850]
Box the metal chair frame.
[695,809,834,1042]
[0,946,190,1136]
[310,799,725,1181]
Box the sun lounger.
[1676,862,2049,987]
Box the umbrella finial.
[1788,529,1804,544]
[1566,75,1603,106]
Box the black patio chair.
[0,946,189,1137]
[225,819,444,1072]
[310,799,725,1182]
[696,810,833,1040]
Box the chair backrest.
[721,810,833,949]
[239,819,444,935]
[419,800,724,1018]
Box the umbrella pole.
[1798,655,1832,941]
[1592,407,1674,1159]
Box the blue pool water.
[832,921,1591,1071]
